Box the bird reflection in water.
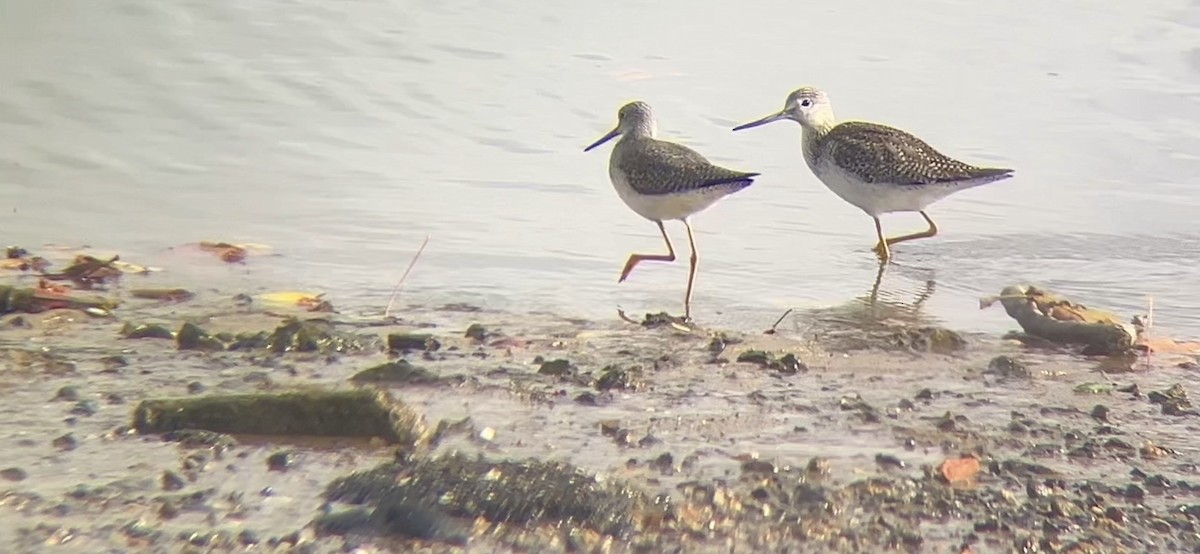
[766,260,941,341]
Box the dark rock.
[1090,404,1111,423]
[778,353,807,374]
[186,381,205,394]
[839,394,882,423]
[986,355,1031,379]
[464,323,487,341]
[1145,474,1173,489]
[741,460,775,474]
[574,392,600,405]
[652,453,674,473]
[266,451,292,472]
[52,433,77,451]
[324,452,646,536]
[595,365,641,391]
[69,399,99,417]
[162,470,186,491]
[707,333,741,354]
[875,453,906,470]
[0,467,27,481]
[159,500,179,519]
[53,386,81,402]
[134,390,425,447]
[1149,384,1197,416]
[350,360,441,385]
[537,358,574,377]
[386,333,441,353]
[735,350,807,374]
[238,530,260,546]
[1122,484,1146,501]
[268,318,375,354]
[599,420,621,437]
[176,322,225,351]
[121,322,175,340]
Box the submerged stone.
[350,360,441,385]
[386,333,441,353]
[267,318,375,354]
[121,322,175,340]
[176,322,224,351]
[133,389,426,447]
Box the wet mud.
[1,276,1199,553]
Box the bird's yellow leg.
[871,217,892,261]
[883,211,940,247]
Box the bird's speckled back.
[814,121,1012,186]
[612,136,759,196]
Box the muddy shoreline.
[1,271,1199,553]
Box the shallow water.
[1,0,1199,335]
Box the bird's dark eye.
[800,99,812,107]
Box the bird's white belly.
[811,162,961,217]
[610,168,735,222]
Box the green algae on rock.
[132,389,426,446]
[176,322,224,351]
[266,318,377,354]
[386,333,441,353]
[121,322,175,340]
[174,318,379,354]
[349,360,442,385]
[735,350,808,374]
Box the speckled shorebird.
[732,87,1013,262]
[584,101,758,321]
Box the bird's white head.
[584,101,657,152]
[732,86,835,134]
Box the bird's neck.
[801,124,830,169]
[800,114,836,167]
[623,118,657,140]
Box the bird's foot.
[871,242,892,262]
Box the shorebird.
[584,101,758,321]
[732,87,1012,262]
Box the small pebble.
[266,451,292,472]
[186,381,206,394]
[875,453,906,470]
[0,467,28,481]
[464,323,487,341]
[52,433,77,451]
[162,470,186,491]
[70,400,99,417]
[159,500,180,519]
[53,386,81,402]
[238,530,260,546]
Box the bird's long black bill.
[583,127,621,152]
[732,111,788,132]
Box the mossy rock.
[132,389,426,447]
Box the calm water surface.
[2,0,1199,335]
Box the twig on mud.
[384,235,430,319]
[764,308,794,335]
[1142,295,1154,369]
[616,307,639,325]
